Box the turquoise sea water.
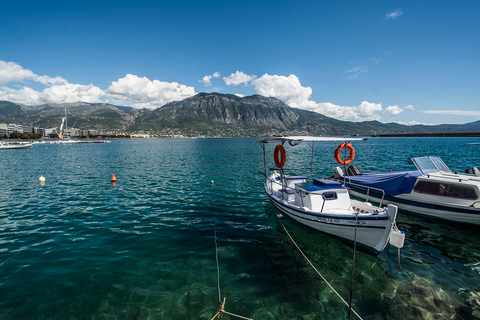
[0,137,479,319]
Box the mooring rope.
[278,220,364,320]
[0,231,53,267]
[211,229,254,320]
[348,212,359,320]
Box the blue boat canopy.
[343,171,422,196]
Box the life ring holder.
[334,143,355,166]
[274,145,286,168]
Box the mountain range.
[1,93,479,137]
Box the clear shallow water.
[0,137,479,319]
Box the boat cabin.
[413,176,479,201]
[294,179,351,212]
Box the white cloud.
[106,74,196,109]
[394,120,430,126]
[252,74,312,108]
[199,71,221,86]
[200,75,212,86]
[0,83,104,105]
[223,71,257,86]
[244,72,383,121]
[344,65,367,79]
[423,110,480,116]
[383,105,403,116]
[385,9,403,20]
[0,60,67,85]
[404,105,415,110]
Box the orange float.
[334,143,355,165]
[274,145,286,168]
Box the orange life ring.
[334,143,355,165]
[274,145,286,168]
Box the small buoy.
[39,176,45,183]
[111,174,117,182]
[211,180,214,185]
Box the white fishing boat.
[335,156,480,225]
[0,141,33,149]
[256,136,403,255]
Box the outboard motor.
[465,167,480,177]
[346,165,362,176]
[332,166,344,179]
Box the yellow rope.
[212,231,254,320]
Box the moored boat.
[335,156,480,225]
[257,136,404,255]
[0,141,33,149]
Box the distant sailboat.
[55,109,78,144]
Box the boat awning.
[255,136,369,143]
[343,171,422,196]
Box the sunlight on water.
[0,137,479,319]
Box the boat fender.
[274,145,286,168]
[389,229,405,248]
[334,143,355,166]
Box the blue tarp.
[343,171,422,196]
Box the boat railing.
[265,175,330,212]
[341,179,386,207]
[471,200,480,208]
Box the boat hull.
[348,186,480,225]
[266,190,393,255]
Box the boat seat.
[282,188,296,194]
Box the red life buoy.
[274,145,286,168]
[334,143,355,165]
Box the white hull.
[348,188,480,225]
[0,143,33,149]
[264,174,396,254]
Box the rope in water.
[211,229,254,320]
[0,231,53,267]
[278,220,364,320]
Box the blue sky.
[1,0,479,125]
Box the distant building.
[44,128,58,136]
[7,123,23,134]
[0,123,7,136]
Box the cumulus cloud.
[199,71,221,86]
[106,74,196,109]
[0,83,104,105]
[200,75,212,86]
[385,9,403,20]
[0,60,67,85]
[0,60,102,104]
[252,74,312,108]
[383,105,403,116]
[223,71,257,86]
[0,60,197,108]
[225,71,384,121]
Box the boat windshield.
[411,156,452,175]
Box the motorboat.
[256,136,404,255]
[0,141,33,149]
[334,156,480,225]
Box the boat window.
[323,192,337,200]
[413,181,478,200]
[412,156,452,174]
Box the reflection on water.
[0,137,479,319]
